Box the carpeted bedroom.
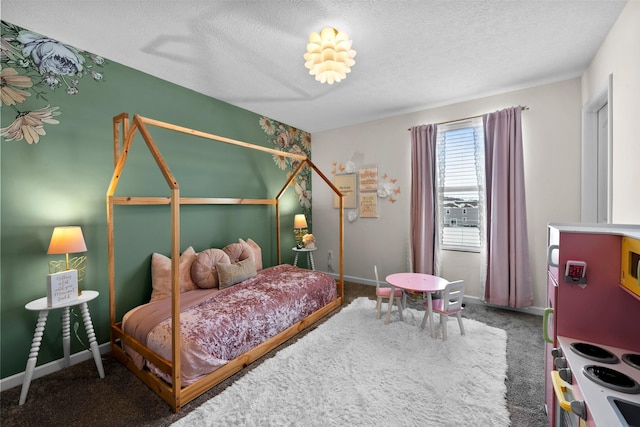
[1,282,547,427]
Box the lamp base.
[294,228,308,248]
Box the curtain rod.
[407,106,529,131]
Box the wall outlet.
[327,250,334,273]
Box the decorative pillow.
[222,242,253,264]
[150,246,197,303]
[239,238,263,271]
[217,258,257,289]
[190,248,231,289]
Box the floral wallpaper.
[259,116,312,219]
[0,21,108,144]
[0,20,313,214]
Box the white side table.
[292,247,317,270]
[19,290,105,405]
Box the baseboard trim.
[0,342,110,392]
[462,295,545,316]
[326,271,545,316]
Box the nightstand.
[19,290,105,405]
[292,247,317,270]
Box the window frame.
[436,118,485,253]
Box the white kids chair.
[421,280,465,340]
[374,265,405,320]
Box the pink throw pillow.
[191,248,231,289]
[222,242,253,264]
[239,238,263,271]
[150,246,198,303]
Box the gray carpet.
[1,282,547,426]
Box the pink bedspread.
[122,264,337,386]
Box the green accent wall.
[1,21,311,379]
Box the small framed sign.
[359,167,378,192]
[360,192,378,218]
[47,270,78,306]
[333,173,357,209]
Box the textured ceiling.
[1,0,627,132]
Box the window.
[436,118,485,251]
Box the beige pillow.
[239,238,263,271]
[217,258,257,289]
[191,248,231,289]
[150,246,197,303]
[222,242,253,264]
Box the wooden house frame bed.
[106,113,344,412]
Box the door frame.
[581,74,613,223]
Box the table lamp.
[47,226,87,295]
[293,214,308,248]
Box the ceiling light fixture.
[303,27,356,84]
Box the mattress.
[122,264,337,386]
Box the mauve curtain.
[482,107,533,308]
[410,124,440,275]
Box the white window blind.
[436,118,485,251]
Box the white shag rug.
[172,297,509,427]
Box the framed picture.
[333,174,357,209]
[359,192,378,218]
[359,167,378,192]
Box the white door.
[596,101,609,223]
[582,75,612,224]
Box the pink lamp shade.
[293,214,308,229]
[47,226,87,255]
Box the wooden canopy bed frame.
[106,113,344,412]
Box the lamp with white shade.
[47,226,87,295]
[293,214,308,248]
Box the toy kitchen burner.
[555,337,640,426]
[623,353,640,371]
[570,342,619,364]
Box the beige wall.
[581,0,640,224]
[313,79,582,311]
[312,1,638,311]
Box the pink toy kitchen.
[543,223,640,427]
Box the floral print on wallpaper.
[0,21,108,144]
[0,21,313,213]
[259,116,312,217]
